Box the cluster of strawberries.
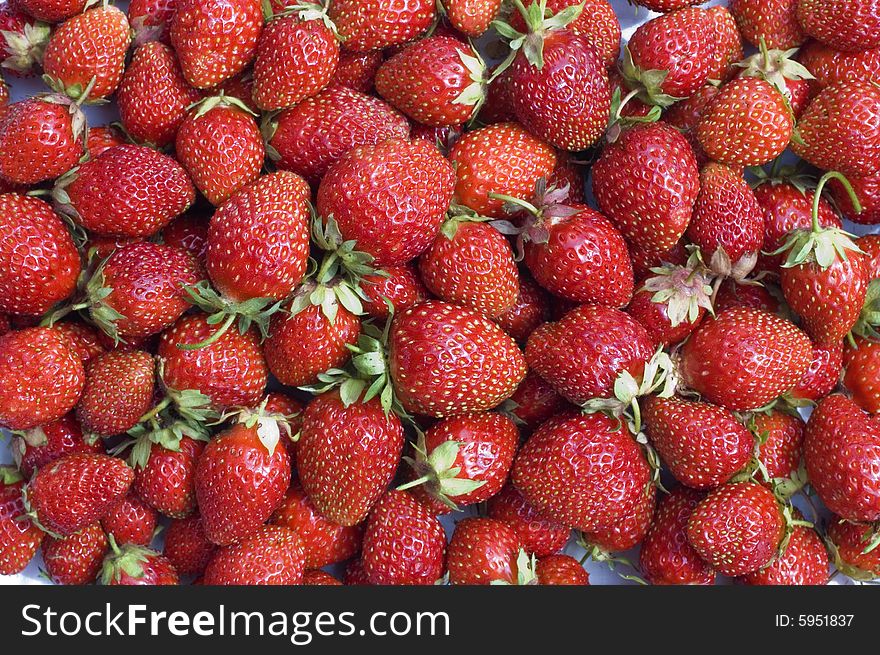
[1,0,879,586]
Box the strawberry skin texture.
[28,453,134,537]
[626,289,704,348]
[330,48,383,92]
[729,0,805,50]
[134,437,205,518]
[706,6,743,83]
[496,276,550,344]
[445,0,500,38]
[797,0,880,53]
[583,481,655,553]
[163,514,216,577]
[316,138,455,267]
[0,472,43,575]
[686,481,784,577]
[0,327,85,430]
[798,40,880,95]
[525,304,654,405]
[203,524,304,585]
[86,126,126,157]
[162,213,210,264]
[103,549,179,585]
[207,171,310,302]
[48,321,106,365]
[101,493,158,546]
[252,16,339,112]
[592,122,699,255]
[536,554,590,585]
[804,394,880,522]
[361,263,430,320]
[129,0,176,46]
[42,522,107,584]
[0,194,80,316]
[503,370,569,432]
[643,396,753,490]
[389,300,526,417]
[828,517,880,580]
[680,307,812,411]
[118,42,203,147]
[302,570,343,585]
[170,0,262,88]
[296,390,404,527]
[328,0,435,52]
[858,234,880,277]
[486,483,569,557]
[639,487,714,586]
[790,340,843,402]
[742,524,829,586]
[76,350,155,437]
[195,421,291,546]
[361,490,446,585]
[269,86,410,186]
[14,413,105,478]
[447,517,522,585]
[753,409,805,481]
[831,174,880,225]
[42,6,131,100]
[844,337,880,414]
[270,482,363,569]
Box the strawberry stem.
[176,313,236,351]
[813,171,861,232]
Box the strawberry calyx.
[312,212,384,293]
[43,72,107,105]
[488,549,539,585]
[439,204,493,240]
[619,45,682,110]
[642,250,715,329]
[575,533,647,584]
[735,40,814,104]
[825,526,880,582]
[1,20,49,76]
[0,465,23,485]
[850,279,880,341]
[451,42,489,121]
[188,93,256,121]
[99,534,155,585]
[40,91,89,150]
[220,401,294,457]
[264,0,339,38]
[491,0,583,71]
[605,86,661,142]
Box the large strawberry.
[0,3,49,77]
[729,0,805,50]
[76,350,155,437]
[41,522,107,584]
[486,483,569,557]
[798,40,880,95]
[328,0,434,51]
[0,467,43,575]
[12,413,104,478]
[446,517,526,585]
[202,524,303,585]
[741,522,829,585]
[162,514,216,577]
[796,0,880,53]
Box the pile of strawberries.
[1,0,879,587]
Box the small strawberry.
[46,320,106,364]
[796,0,880,53]
[535,554,589,585]
[86,125,125,156]
[790,340,843,402]
[302,570,342,585]
[827,517,880,581]
[202,524,304,585]
[361,263,430,320]
[133,436,206,518]
[751,409,805,483]
[128,0,176,46]
[442,0,499,37]
[706,6,743,83]
[100,493,158,546]
[729,0,805,50]
[76,350,156,437]
[41,522,107,584]
[742,522,829,586]
[162,514,216,577]
[329,48,382,92]
[100,538,179,585]
[0,467,43,575]
[12,413,104,478]
[486,483,569,557]
[500,371,569,433]
[446,517,525,585]
[830,173,880,225]
[328,0,434,51]
[161,213,210,264]
[495,276,550,344]
[844,337,880,414]
[0,3,49,77]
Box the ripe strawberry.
[270,482,362,569]
[329,48,382,92]
[639,487,714,586]
[252,12,339,112]
[680,308,812,411]
[297,389,403,526]
[162,213,209,264]
[317,138,455,266]
[170,0,262,89]
[202,524,303,585]
[643,396,753,490]
[525,304,654,406]
[100,539,179,585]
[195,412,291,545]
[128,0,176,46]
[303,569,343,585]
[42,5,130,101]
[0,95,85,185]
[343,558,372,585]
[443,0,499,37]
[790,340,843,402]
[389,300,526,417]
[592,122,699,256]
[583,478,657,554]
[729,0,805,50]
[15,0,86,22]
[501,371,569,433]
[360,490,445,585]
[48,321,106,364]
[361,263,430,320]
[752,409,805,483]
[827,516,880,581]
[85,125,125,157]
[486,483,568,557]
[133,436,205,518]
[162,514,216,577]
[742,522,828,585]
[175,96,265,206]
[687,481,785,577]
[626,286,705,349]
[117,42,203,147]
[796,0,880,53]
[0,327,84,430]
[42,522,107,584]
[0,467,43,575]
[844,337,880,414]
[328,0,434,51]
[101,492,158,546]
[535,554,589,585]
[805,394,880,522]
[0,3,49,77]
[496,276,550,343]
[446,517,525,585]
[858,234,880,278]
[76,350,155,437]
[26,453,134,536]
[706,6,743,83]
[12,413,104,478]
[798,41,880,95]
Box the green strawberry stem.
[178,312,236,350]
[813,171,861,232]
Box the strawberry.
[361,263,430,320]
[133,436,206,518]
[162,514,216,576]
[42,5,130,102]
[844,337,880,414]
[76,350,155,437]
[162,213,210,264]
[175,95,265,206]
[525,304,654,406]
[496,276,550,343]
[639,487,714,586]
[486,483,568,557]
[830,173,880,225]
[0,194,80,317]
[592,122,699,256]
[296,389,403,526]
[42,522,107,584]
[100,538,179,585]
[729,0,805,50]
[734,45,812,119]
[202,524,304,585]
[680,307,812,411]
[804,394,880,522]
[329,48,382,92]
[827,517,880,581]
[100,492,158,546]
[798,40,880,95]
[706,6,743,83]
[751,409,805,483]
[15,0,86,23]
[790,340,843,402]
[270,482,362,569]
[582,482,655,554]
[859,234,880,278]
[26,453,134,536]
[0,327,84,430]
[501,371,569,433]
[267,85,409,186]
[0,3,49,77]
[742,522,828,586]
[85,125,125,156]
[0,467,43,575]
[12,413,104,478]
[0,95,85,185]
[56,144,196,238]
[170,0,262,89]
[128,0,176,46]
[303,570,342,585]
[117,42,203,147]
[446,517,525,585]
[389,300,526,417]
[626,287,705,349]
[632,0,699,10]
[317,138,455,267]
[328,0,434,51]
[686,481,785,577]
[535,554,589,585]
[643,396,754,490]
[796,0,880,53]
[360,490,446,585]
[252,11,339,112]
[195,411,291,545]
[442,0,499,37]
[51,320,106,363]
[697,77,793,168]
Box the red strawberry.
[15,0,86,23]
[844,337,880,414]
[128,0,176,46]
[100,493,158,546]
[712,280,779,315]
[0,467,43,575]
[592,122,699,256]
[170,0,262,89]
[639,487,714,586]
[535,554,589,585]
[361,263,430,320]
[661,84,717,166]
[360,490,446,585]
[626,287,705,349]
[632,0,699,10]
[742,522,829,585]
[827,516,880,581]
[133,436,205,518]
[42,5,130,101]
[117,42,203,147]
[26,453,134,536]
[680,307,812,411]
[830,174,880,225]
[0,3,49,77]
[447,517,525,585]
[804,394,880,522]
[501,371,569,433]
[76,350,156,437]
[496,276,550,343]
[328,0,434,51]
[42,522,107,584]
[47,321,106,365]
[790,340,843,402]
[100,540,179,585]
[443,0,499,37]
[643,396,754,490]
[798,41,880,95]
[0,327,85,430]
[162,213,210,264]
[162,514,216,577]
[729,0,805,50]
[297,389,404,526]
[858,234,880,278]
[12,413,104,478]
[302,569,343,585]
[195,412,291,545]
[582,479,656,554]
[686,481,785,577]
[796,0,880,53]
[86,125,125,157]
[751,409,805,483]
[486,483,569,557]
[202,524,303,585]
[329,48,383,92]
[734,45,813,119]
[706,5,743,83]
[175,96,265,206]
